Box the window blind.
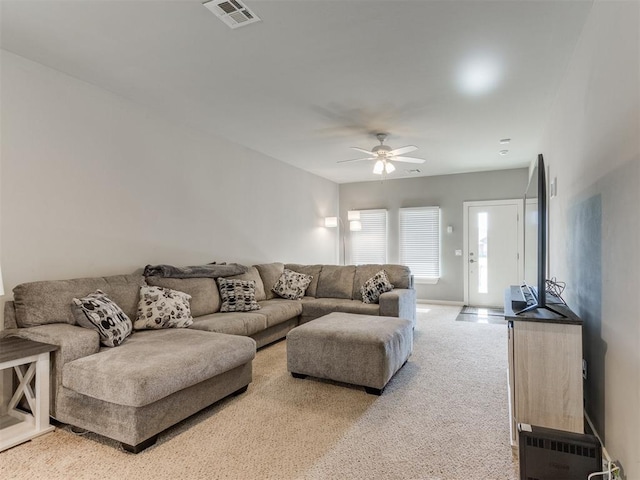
[350,209,387,264]
[399,206,441,278]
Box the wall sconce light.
[324,216,345,263]
[324,215,362,264]
[347,211,362,231]
[324,217,338,228]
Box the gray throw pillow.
[217,278,261,312]
[134,285,193,330]
[71,290,133,347]
[360,270,394,304]
[272,269,312,300]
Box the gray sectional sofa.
[2,262,415,452]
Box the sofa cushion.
[145,277,220,317]
[229,266,266,302]
[71,290,133,347]
[384,264,412,289]
[300,297,379,320]
[284,264,322,297]
[13,274,146,328]
[256,299,303,328]
[134,286,194,330]
[272,269,312,300]
[62,329,256,407]
[353,264,411,301]
[360,270,395,304]
[315,265,356,299]
[190,311,268,336]
[217,278,261,312]
[254,263,284,300]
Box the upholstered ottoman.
[286,312,413,395]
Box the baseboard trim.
[417,299,465,306]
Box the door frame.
[463,199,524,306]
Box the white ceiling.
[0,0,593,183]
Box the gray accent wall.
[339,168,528,303]
[541,1,639,476]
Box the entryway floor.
[455,306,506,324]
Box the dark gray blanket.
[143,262,248,279]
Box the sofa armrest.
[3,301,18,330]
[10,324,100,416]
[379,288,416,326]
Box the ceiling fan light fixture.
[341,133,426,175]
[385,161,396,174]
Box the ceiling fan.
[338,133,426,175]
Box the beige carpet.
[0,305,519,480]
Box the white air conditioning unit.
[202,0,261,29]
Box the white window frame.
[349,209,388,265]
[399,206,441,284]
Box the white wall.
[0,50,339,306]
[339,168,528,303]
[542,1,639,476]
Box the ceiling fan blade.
[388,145,418,156]
[391,156,426,164]
[337,157,376,164]
[350,147,375,155]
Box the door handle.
[469,259,476,263]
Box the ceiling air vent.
[202,0,261,29]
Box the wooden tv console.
[504,288,584,446]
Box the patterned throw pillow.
[134,285,193,330]
[360,270,395,304]
[272,269,313,300]
[71,290,133,347]
[217,278,261,312]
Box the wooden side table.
[0,337,58,451]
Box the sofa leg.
[364,386,384,396]
[122,435,158,454]
[291,372,307,379]
[231,385,248,396]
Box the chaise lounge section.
[3,274,256,453]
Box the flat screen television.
[518,153,565,317]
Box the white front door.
[464,200,522,307]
